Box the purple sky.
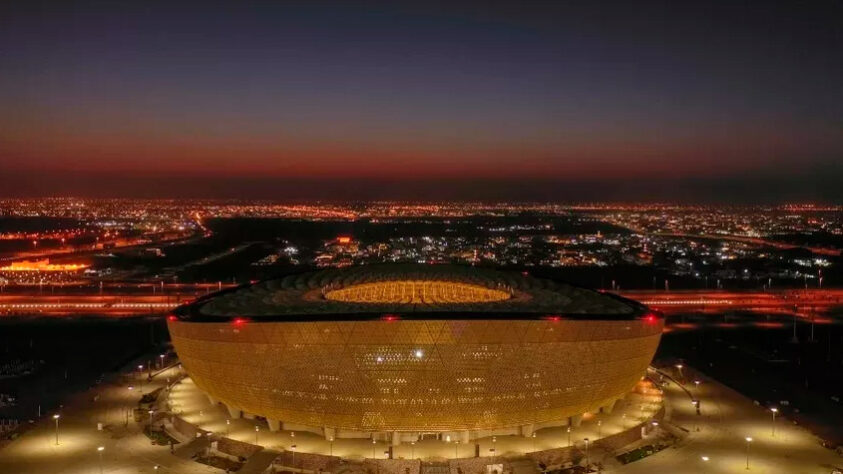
[1,1,841,201]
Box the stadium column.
[391,431,401,446]
[225,404,241,419]
[459,430,470,444]
[600,399,617,415]
[267,418,281,432]
[323,427,336,441]
[520,424,535,437]
[569,414,583,428]
[207,394,217,405]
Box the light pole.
[770,408,778,437]
[53,414,60,445]
[329,437,334,456]
[745,437,752,469]
[567,426,571,447]
[455,439,460,458]
[138,365,144,394]
[597,420,602,438]
[126,386,134,426]
[255,426,259,445]
[675,364,684,381]
[291,444,297,468]
[97,446,105,474]
[159,354,165,369]
[205,432,213,456]
[583,438,590,468]
[226,419,231,436]
[410,440,415,459]
[372,438,376,458]
[692,400,700,431]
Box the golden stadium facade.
[167,264,662,442]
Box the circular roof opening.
[324,280,512,304]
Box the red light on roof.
[232,317,248,326]
[382,314,399,321]
[544,315,561,321]
[642,313,659,324]
[167,315,178,322]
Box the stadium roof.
[176,264,647,322]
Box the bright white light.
[414,350,423,358]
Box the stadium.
[167,264,663,444]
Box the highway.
[1,287,841,319]
[617,289,843,317]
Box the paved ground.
[0,360,840,473]
[0,363,217,474]
[617,365,843,473]
[238,449,282,474]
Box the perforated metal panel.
[169,317,662,432]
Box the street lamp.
[226,419,230,436]
[455,439,460,458]
[372,438,376,458]
[583,438,590,468]
[97,446,105,474]
[701,456,710,462]
[770,408,778,437]
[567,426,571,447]
[597,420,602,438]
[329,437,334,456]
[52,414,60,445]
[138,365,144,393]
[126,386,134,426]
[159,354,165,369]
[745,437,752,469]
[255,425,259,445]
[675,364,684,380]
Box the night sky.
[1,1,841,202]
